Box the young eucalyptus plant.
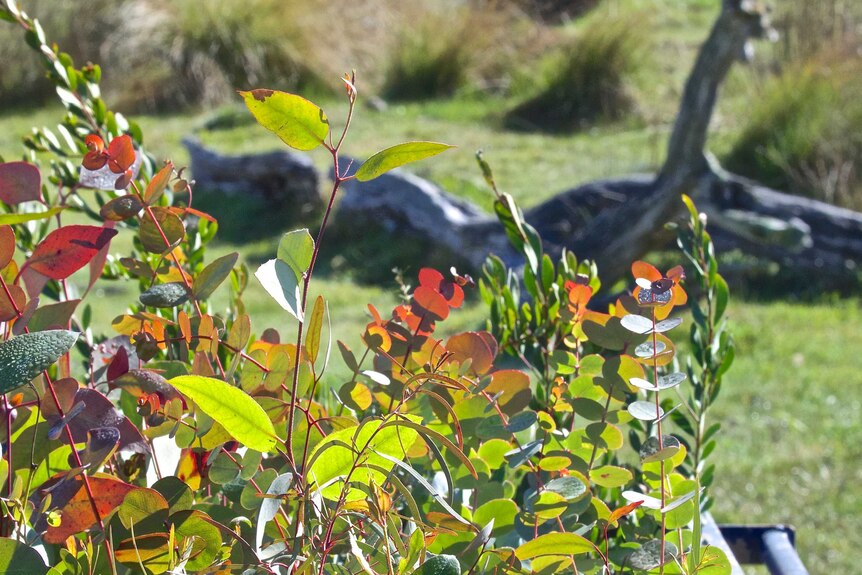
[0,1,736,574]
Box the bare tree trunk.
[334,1,862,284]
[658,1,772,186]
[558,0,774,282]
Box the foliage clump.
[0,3,736,574]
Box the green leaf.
[514,532,594,560]
[376,451,471,525]
[193,252,239,300]
[240,89,329,151]
[0,537,49,574]
[0,206,64,225]
[28,299,80,333]
[629,539,678,570]
[151,476,193,515]
[277,229,314,281]
[168,375,278,452]
[355,141,454,182]
[0,330,78,394]
[306,417,419,501]
[713,274,729,322]
[118,487,169,528]
[241,468,276,510]
[544,475,588,501]
[628,401,662,421]
[418,554,461,575]
[591,465,633,488]
[255,259,302,321]
[140,207,184,254]
[691,546,731,575]
[473,499,518,537]
[306,295,324,364]
[172,510,222,572]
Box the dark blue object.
[702,513,809,575]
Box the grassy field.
[2,98,859,573]
[1,1,860,572]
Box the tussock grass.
[504,15,647,132]
[379,2,548,101]
[725,52,862,210]
[770,0,862,63]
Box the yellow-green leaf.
[0,206,64,225]
[355,142,454,182]
[168,375,277,452]
[514,533,594,560]
[307,417,419,501]
[306,295,325,363]
[240,90,329,151]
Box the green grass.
[708,298,862,573]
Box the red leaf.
[0,225,15,268]
[412,286,449,321]
[86,220,115,295]
[40,475,136,543]
[418,267,464,308]
[0,161,42,204]
[20,267,48,301]
[107,345,129,381]
[82,151,108,171]
[26,225,118,280]
[107,135,135,173]
[84,134,105,152]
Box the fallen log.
[331,0,862,285]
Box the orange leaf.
[84,134,105,152]
[608,500,643,525]
[631,261,661,282]
[419,267,464,308]
[43,476,136,543]
[144,161,173,204]
[107,135,136,174]
[412,286,449,321]
[445,331,497,375]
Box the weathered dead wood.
[559,0,776,282]
[334,0,862,283]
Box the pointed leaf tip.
[355,142,454,182]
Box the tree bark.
[559,0,775,283]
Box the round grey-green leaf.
[628,401,662,421]
[139,282,189,308]
[0,330,78,394]
[640,435,681,463]
[629,539,678,570]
